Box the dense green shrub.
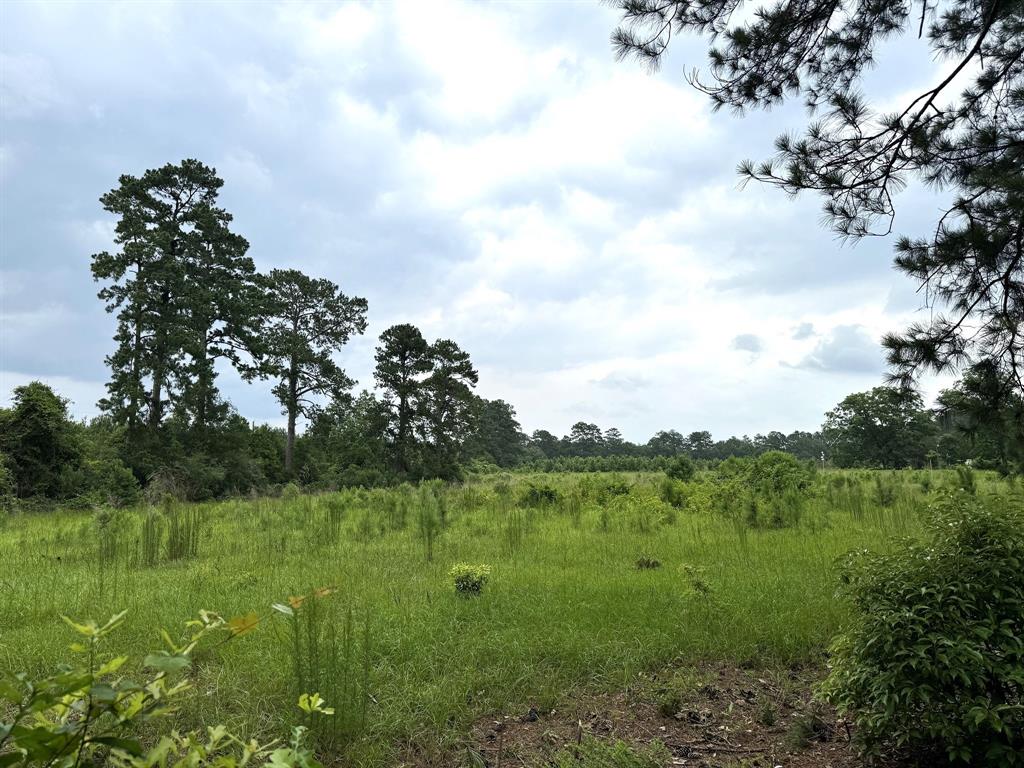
[821,492,1024,765]
[665,454,696,481]
[749,451,812,494]
[519,482,561,507]
[658,476,687,508]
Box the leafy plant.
[449,563,491,596]
[821,492,1024,765]
[664,454,695,482]
[0,607,333,767]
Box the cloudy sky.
[1,1,952,442]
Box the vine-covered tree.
[613,1,1023,393]
[260,269,368,474]
[374,324,434,475]
[0,382,80,498]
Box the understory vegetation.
[2,467,1019,766]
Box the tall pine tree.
[260,269,368,475]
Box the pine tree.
[374,324,434,476]
[259,269,368,475]
[91,160,256,434]
[421,339,479,477]
[613,1,1023,393]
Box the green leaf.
[91,735,144,755]
[143,653,191,674]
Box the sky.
[1,1,954,442]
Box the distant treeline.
[1,159,1021,506]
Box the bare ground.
[446,662,861,768]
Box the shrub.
[519,482,560,508]
[658,476,687,508]
[749,451,812,494]
[821,492,1024,766]
[449,563,491,595]
[665,454,696,482]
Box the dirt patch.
[464,663,859,767]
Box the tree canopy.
[612,0,1024,394]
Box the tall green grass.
[0,468,1016,766]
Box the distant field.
[1,469,1014,765]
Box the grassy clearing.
[0,469,1014,765]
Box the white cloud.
[0,0,952,440]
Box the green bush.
[821,492,1024,765]
[449,562,491,595]
[749,451,812,494]
[665,454,696,482]
[519,482,561,508]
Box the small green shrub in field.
[665,454,696,482]
[449,563,491,595]
[553,737,670,768]
[821,492,1024,766]
[519,482,561,508]
[659,476,687,508]
[282,481,302,500]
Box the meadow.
[0,467,1016,765]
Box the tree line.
[1,158,1021,506]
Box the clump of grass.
[785,708,833,749]
[757,700,776,726]
[140,508,163,566]
[164,498,202,561]
[552,737,670,768]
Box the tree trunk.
[285,356,298,475]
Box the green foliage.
[259,269,368,475]
[449,563,491,595]
[551,737,670,768]
[271,590,371,752]
[518,482,561,508]
[664,454,695,481]
[612,1,1024,392]
[824,387,937,468]
[821,492,1024,765]
[0,382,81,499]
[0,607,331,767]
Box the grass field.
[0,468,1015,765]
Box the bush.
[665,454,696,482]
[821,492,1024,766]
[449,562,491,595]
[749,451,812,494]
[519,482,561,508]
